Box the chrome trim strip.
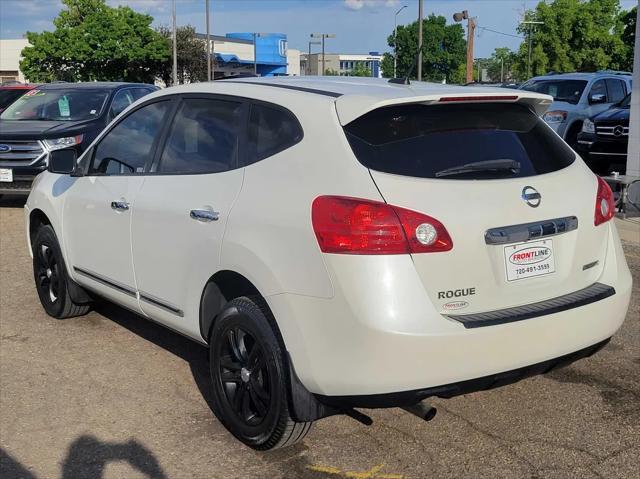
[139,292,184,317]
[0,139,48,167]
[590,152,627,156]
[485,216,578,245]
[447,283,615,328]
[73,266,137,297]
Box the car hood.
[0,118,101,140]
[593,106,629,122]
[546,100,578,113]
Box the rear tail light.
[311,196,453,254]
[594,176,615,226]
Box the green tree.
[381,14,466,83]
[486,47,517,82]
[20,0,169,82]
[514,0,627,79]
[325,69,340,76]
[617,6,637,71]
[157,25,208,85]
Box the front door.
[63,100,173,311]
[131,96,247,338]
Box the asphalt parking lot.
[1,196,639,479]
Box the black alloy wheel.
[219,326,272,426]
[209,296,312,450]
[32,225,91,319]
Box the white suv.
[25,77,632,450]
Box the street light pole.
[172,0,177,85]
[253,33,258,75]
[417,0,423,81]
[394,5,407,78]
[308,40,320,75]
[205,0,211,81]
[520,20,544,78]
[311,34,335,75]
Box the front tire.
[209,296,312,450]
[32,225,91,319]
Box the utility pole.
[205,0,211,81]
[172,0,177,85]
[501,57,504,83]
[253,33,258,75]
[311,33,335,75]
[453,10,476,84]
[520,20,544,78]
[417,0,423,81]
[394,5,407,78]
[308,40,321,75]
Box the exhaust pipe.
[402,402,437,422]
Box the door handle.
[190,209,219,222]
[111,200,130,211]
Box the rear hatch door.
[342,97,607,315]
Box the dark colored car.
[0,82,158,195]
[576,94,631,175]
[0,83,37,113]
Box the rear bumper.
[270,222,632,397]
[316,338,610,409]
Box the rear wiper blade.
[435,159,521,178]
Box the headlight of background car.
[542,110,568,124]
[44,135,83,151]
[582,119,595,134]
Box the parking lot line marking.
[306,463,405,479]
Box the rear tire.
[32,225,91,319]
[209,296,312,450]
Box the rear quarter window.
[343,103,576,180]
[246,103,303,165]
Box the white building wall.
[287,49,300,76]
[0,39,29,83]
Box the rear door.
[342,100,607,315]
[130,95,247,337]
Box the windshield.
[0,89,30,110]
[520,79,587,105]
[0,88,109,121]
[344,103,576,180]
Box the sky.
[0,0,637,59]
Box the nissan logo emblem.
[613,125,624,137]
[0,144,11,153]
[522,186,541,208]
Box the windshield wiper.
[435,159,521,178]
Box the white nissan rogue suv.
[25,77,632,450]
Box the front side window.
[589,80,608,102]
[344,103,576,180]
[246,103,303,165]
[605,79,626,103]
[0,88,109,121]
[89,101,169,175]
[109,89,135,119]
[158,98,244,174]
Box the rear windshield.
[343,103,576,180]
[519,79,587,104]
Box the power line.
[477,26,525,40]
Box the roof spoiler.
[335,92,554,125]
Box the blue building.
[196,32,293,78]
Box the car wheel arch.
[29,208,52,246]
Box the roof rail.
[596,70,632,76]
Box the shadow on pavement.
[2,437,168,479]
[92,301,216,413]
[61,435,168,479]
[0,195,27,208]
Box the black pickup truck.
[0,82,157,195]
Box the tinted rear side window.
[246,103,303,165]
[344,103,576,180]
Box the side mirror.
[48,148,77,174]
[589,93,606,104]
